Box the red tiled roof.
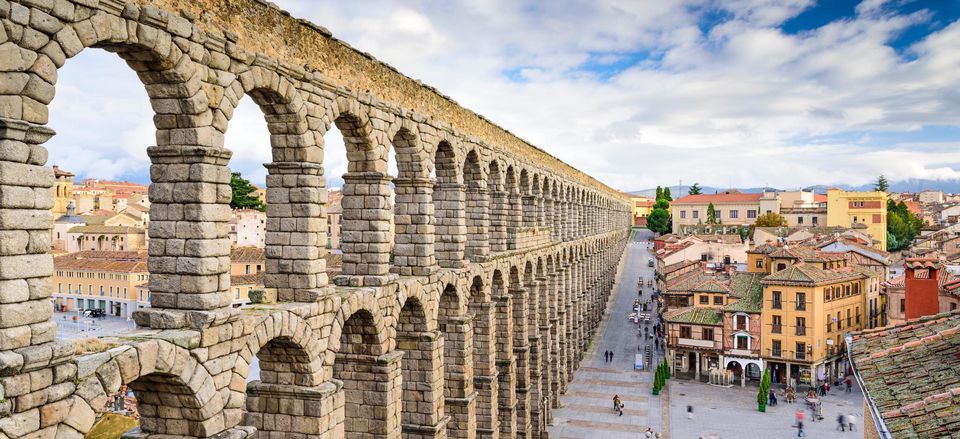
[673,193,763,204]
[231,246,265,263]
[54,251,148,273]
[814,194,827,203]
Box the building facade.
[51,251,149,320]
[826,189,888,251]
[671,192,763,234]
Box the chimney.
[903,258,942,320]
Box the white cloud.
[45,0,960,193]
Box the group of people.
[603,350,615,362]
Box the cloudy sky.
[46,0,960,192]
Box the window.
[245,265,251,275]
[57,283,62,293]
[747,210,757,219]
[776,263,787,271]
[798,216,804,225]
[713,296,723,305]
[729,210,739,219]
[716,210,721,219]
[680,326,692,338]
[796,292,806,311]
[756,259,763,269]
[772,315,782,334]
[235,288,241,300]
[700,295,709,305]
[736,335,749,350]
[812,216,818,225]
[772,340,782,357]
[900,299,905,313]
[837,312,843,330]
[735,315,748,331]
[693,210,699,219]
[772,291,782,309]
[680,210,687,219]
[796,342,806,360]
[856,306,861,324]
[824,288,830,301]
[847,309,852,327]
[702,328,714,340]
[796,317,806,336]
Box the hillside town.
[628,182,959,437]
[48,166,346,320]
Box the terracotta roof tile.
[231,246,265,263]
[850,310,960,437]
[664,307,723,325]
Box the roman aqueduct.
[0,0,633,437]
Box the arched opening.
[45,44,160,324]
[128,372,215,435]
[433,141,465,268]
[438,283,474,436]
[520,169,534,229]
[492,269,516,435]
[488,160,507,253]
[330,112,391,283]
[469,275,499,433]
[334,309,396,437]
[390,128,435,276]
[223,71,328,302]
[532,174,544,232]
[505,166,521,250]
[464,150,488,260]
[243,324,329,437]
[397,297,446,435]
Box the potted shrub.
[757,368,771,412]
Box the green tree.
[688,183,702,195]
[230,172,265,211]
[655,186,663,201]
[875,175,889,192]
[754,211,787,227]
[663,187,673,201]
[647,208,671,234]
[706,203,717,224]
[886,232,899,252]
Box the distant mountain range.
[629,179,960,197]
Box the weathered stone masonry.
[0,0,632,438]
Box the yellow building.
[826,189,887,251]
[51,166,74,215]
[760,261,867,389]
[627,193,655,227]
[52,251,149,319]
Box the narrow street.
[547,229,666,438]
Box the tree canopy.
[755,211,788,227]
[648,185,673,234]
[875,175,889,192]
[663,187,673,201]
[706,203,717,224]
[647,208,671,234]
[887,199,922,251]
[230,172,265,211]
[688,183,702,195]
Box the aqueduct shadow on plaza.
[0,0,633,437]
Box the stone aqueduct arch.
[0,0,633,438]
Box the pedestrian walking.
[686,405,694,420]
[610,351,614,362]
[795,420,805,437]
[836,414,846,431]
[845,377,853,393]
[847,414,857,431]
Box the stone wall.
[0,0,634,438]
